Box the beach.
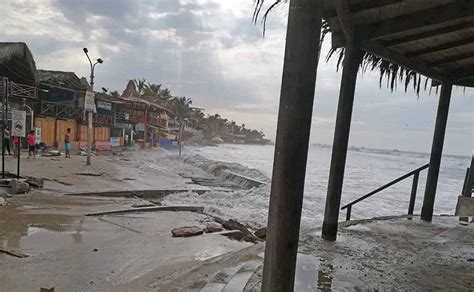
[0,145,471,290]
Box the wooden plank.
[0,246,29,258]
[406,36,474,57]
[430,51,474,66]
[362,42,447,81]
[383,20,474,47]
[332,1,474,48]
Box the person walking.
[3,126,11,155]
[13,135,21,158]
[27,130,36,159]
[65,128,72,158]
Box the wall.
[55,119,77,146]
[35,117,56,147]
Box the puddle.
[19,226,85,254]
[294,254,334,291]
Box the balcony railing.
[40,101,83,119]
[136,116,167,128]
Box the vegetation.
[131,78,268,144]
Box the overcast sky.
[1,0,472,155]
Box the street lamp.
[83,47,103,165]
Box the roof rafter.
[430,52,474,66]
[382,20,474,47]
[406,36,474,57]
[332,1,474,48]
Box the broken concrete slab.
[205,222,224,233]
[172,226,204,237]
[254,227,266,240]
[0,196,6,206]
[86,205,205,217]
[9,179,30,194]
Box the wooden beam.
[324,0,402,18]
[322,46,364,241]
[332,1,474,48]
[383,20,474,47]
[430,51,474,66]
[334,0,353,43]
[421,83,453,222]
[362,42,447,82]
[406,36,474,58]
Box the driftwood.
[0,246,29,258]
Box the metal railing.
[341,163,429,221]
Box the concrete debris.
[0,197,5,206]
[254,227,266,240]
[205,222,224,233]
[9,179,30,194]
[40,285,55,292]
[222,219,261,243]
[25,177,44,189]
[171,226,204,237]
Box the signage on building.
[135,123,145,131]
[97,101,112,111]
[11,110,26,137]
[110,137,120,147]
[84,91,97,113]
[35,127,42,144]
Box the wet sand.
[0,149,251,291]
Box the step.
[222,261,260,292]
[200,263,246,292]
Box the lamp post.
[83,48,103,166]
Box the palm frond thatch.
[253,1,437,95]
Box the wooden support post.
[408,171,420,219]
[460,155,473,222]
[261,0,322,291]
[321,46,364,241]
[421,83,452,221]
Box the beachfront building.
[260,1,474,291]
[120,80,173,148]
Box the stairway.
[200,261,262,292]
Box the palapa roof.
[323,0,474,87]
[37,69,89,91]
[120,80,174,115]
[255,0,474,89]
[0,42,38,85]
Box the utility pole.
[83,48,103,166]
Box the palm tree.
[133,78,147,95]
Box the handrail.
[341,163,429,220]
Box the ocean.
[170,144,470,229]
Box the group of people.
[2,127,72,159]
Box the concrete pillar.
[421,83,453,221]
[261,0,323,291]
[321,45,364,241]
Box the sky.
[0,0,472,155]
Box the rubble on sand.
[172,226,204,237]
[205,222,224,233]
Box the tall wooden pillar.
[261,0,323,291]
[321,46,364,241]
[421,83,453,221]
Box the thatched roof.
[254,0,474,90]
[120,80,174,114]
[37,69,89,91]
[0,42,38,85]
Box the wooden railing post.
[346,205,352,221]
[408,171,420,219]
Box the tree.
[133,78,147,95]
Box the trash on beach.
[42,150,61,157]
[171,226,204,237]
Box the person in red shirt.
[13,135,21,158]
[27,130,36,159]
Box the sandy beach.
[0,148,259,291]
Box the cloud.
[0,0,472,155]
